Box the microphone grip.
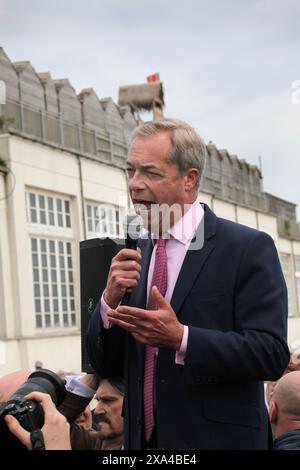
[125,238,138,250]
[123,238,138,303]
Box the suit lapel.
[129,237,153,308]
[170,204,217,316]
[129,236,153,363]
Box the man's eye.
[147,172,161,178]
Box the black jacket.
[86,205,289,449]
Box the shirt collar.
[168,199,204,245]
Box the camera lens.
[10,369,66,406]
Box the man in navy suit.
[86,118,289,449]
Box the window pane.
[42,270,48,282]
[31,239,37,251]
[52,284,58,296]
[49,241,55,252]
[39,195,45,209]
[66,243,71,255]
[63,314,69,327]
[54,314,60,326]
[31,209,37,223]
[65,201,70,214]
[36,315,42,328]
[49,212,55,226]
[43,285,49,297]
[45,314,51,327]
[56,199,62,212]
[71,314,76,326]
[40,211,46,224]
[48,197,53,210]
[29,193,36,207]
[33,269,39,282]
[58,242,64,254]
[32,253,38,266]
[35,300,41,313]
[62,299,68,311]
[58,214,63,227]
[40,240,46,252]
[65,215,71,227]
[53,299,59,312]
[34,284,40,297]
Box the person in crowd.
[269,371,300,450]
[57,370,93,432]
[86,118,289,449]
[0,370,31,402]
[265,351,300,409]
[59,374,124,450]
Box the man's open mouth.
[133,200,156,210]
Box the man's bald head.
[272,371,300,419]
[0,370,31,402]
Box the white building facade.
[0,46,299,375]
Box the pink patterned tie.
[144,237,168,443]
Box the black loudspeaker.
[80,237,124,372]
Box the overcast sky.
[1,0,299,216]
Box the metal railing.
[1,99,128,166]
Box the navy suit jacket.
[86,204,289,449]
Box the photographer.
[4,391,71,450]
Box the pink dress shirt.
[100,200,204,365]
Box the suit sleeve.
[185,231,290,381]
[85,300,126,378]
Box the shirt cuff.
[175,325,188,365]
[100,292,113,329]
[65,375,95,398]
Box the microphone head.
[123,214,143,249]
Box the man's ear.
[184,168,199,191]
[269,401,278,425]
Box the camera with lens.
[0,368,66,449]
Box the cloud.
[1,0,299,215]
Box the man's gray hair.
[130,118,206,190]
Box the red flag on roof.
[147,73,160,83]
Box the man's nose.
[95,403,106,415]
[128,171,146,191]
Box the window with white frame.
[26,190,76,329]
[295,256,300,315]
[26,192,71,228]
[86,202,120,238]
[280,253,295,317]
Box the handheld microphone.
[123,214,143,250]
[122,214,143,302]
